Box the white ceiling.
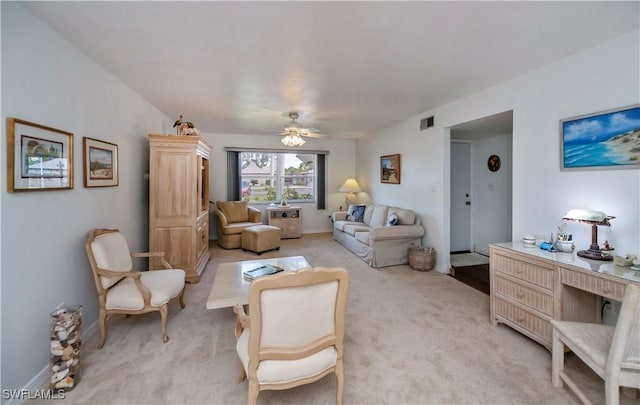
[23,1,639,139]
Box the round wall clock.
[487,155,501,172]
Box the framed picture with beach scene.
[381,154,401,184]
[83,137,118,187]
[560,104,640,170]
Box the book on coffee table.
[243,264,285,280]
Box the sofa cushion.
[334,220,361,232]
[216,200,249,223]
[346,204,366,222]
[363,205,375,226]
[343,224,370,236]
[369,205,389,227]
[355,231,370,245]
[388,207,416,225]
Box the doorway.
[447,110,513,292]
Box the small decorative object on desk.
[614,254,637,267]
[50,305,81,391]
[409,246,435,271]
[522,235,536,248]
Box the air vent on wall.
[420,116,434,131]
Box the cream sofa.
[332,204,425,267]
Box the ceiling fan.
[280,111,321,146]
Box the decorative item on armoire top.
[380,154,401,184]
[83,137,118,188]
[7,117,74,192]
[560,104,640,170]
[487,154,501,172]
[172,114,200,136]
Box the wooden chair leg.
[179,289,186,309]
[248,381,259,405]
[551,328,564,387]
[160,305,169,343]
[335,360,344,405]
[605,380,620,405]
[97,308,107,349]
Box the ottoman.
[242,225,281,255]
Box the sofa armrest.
[248,206,262,223]
[332,211,348,222]
[369,224,425,241]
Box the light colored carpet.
[31,233,635,404]
[450,252,490,267]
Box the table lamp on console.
[562,209,615,261]
[339,177,363,207]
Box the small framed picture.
[380,154,401,184]
[83,137,119,187]
[7,118,74,192]
[560,104,640,170]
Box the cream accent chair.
[233,267,349,405]
[551,284,640,405]
[214,200,262,249]
[85,229,186,349]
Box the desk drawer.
[495,276,553,316]
[495,297,552,345]
[493,253,554,290]
[561,267,627,301]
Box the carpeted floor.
[30,233,635,404]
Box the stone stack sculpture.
[50,305,81,391]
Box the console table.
[489,242,640,350]
[267,206,302,238]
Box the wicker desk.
[489,242,640,350]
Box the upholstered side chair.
[233,267,349,405]
[551,283,640,405]
[213,200,262,249]
[85,228,186,349]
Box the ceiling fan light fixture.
[281,132,306,147]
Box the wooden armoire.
[148,134,211,283]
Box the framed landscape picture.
[560,104,640,170]
[380,154,401,184]
[7,118,74,192]
[83,137,118,187]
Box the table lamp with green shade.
[562,209,615,261]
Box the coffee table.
[206,256,311,310]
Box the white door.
[450,142,471,252]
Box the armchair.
[551,284,640,404]
[213,200,262,249]
[233,267,349,405]
[85,229,186,349]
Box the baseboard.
[5,320,98,405]
[473,244,490,257]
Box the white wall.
[203,133,357,236]
[358,30,640,272]
[0,3,174,396]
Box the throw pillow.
[385,213,399,226]
[347,205,366,222]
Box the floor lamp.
[339,177,363,208]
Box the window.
[226,148,327,209]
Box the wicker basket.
[409,247,435,271]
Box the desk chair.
[551,284,640,405]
